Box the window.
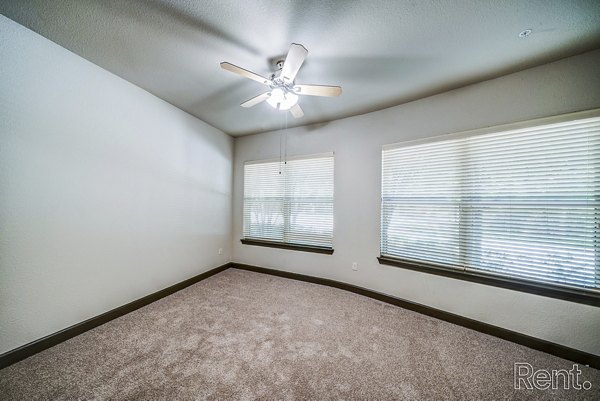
[380,111,600,296]
[243,153,334,252]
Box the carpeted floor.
[0,268,598,400]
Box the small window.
[243,153,334,252]
[380,111,600,295]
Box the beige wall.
[233,49,600,356]
[0,16,233,354]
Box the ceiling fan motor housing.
[269,68,296,93]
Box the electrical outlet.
[218,248,223,255]
[352,262,358,271]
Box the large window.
[243,153,334,252]
[381,112,600,295]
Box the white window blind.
[243,153,334,249]
[381,112,600,292]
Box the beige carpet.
[0,268,598,400]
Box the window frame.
[379,109,600,306]
[242,152,335,254]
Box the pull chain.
[285,111,288,165]
[279,111,283,174]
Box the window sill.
[377,256,600,307]
[241,239,334,254]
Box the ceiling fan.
[220,43,342,119]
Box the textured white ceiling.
[2,0,600,136]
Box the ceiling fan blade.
[220,62,272,85]
[289,104,304,119]
[281,43,308,82]
[240,92,270,108]
[294,84,342,97]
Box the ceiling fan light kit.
[266,88,298,110]
[220,43,342,119]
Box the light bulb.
[279,92,298,110]
[267,88,285,107]
[267,88,298,111]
